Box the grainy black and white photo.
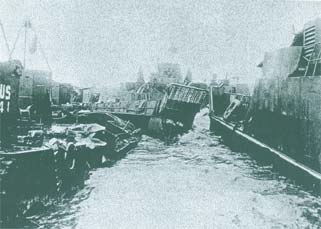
[1,0,321,228]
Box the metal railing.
[303,42,321,78]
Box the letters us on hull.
[0,83,11,113]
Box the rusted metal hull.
[251,50,321,174]
[209,113,321,193]
[109,83,208,137]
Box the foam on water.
[33,109,321,228]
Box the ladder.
[303,25,321,77]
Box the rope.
[9,25,23,60]
[8,21,52,73]
[0,21,10,58]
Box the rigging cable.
[0,20,11,58]
[9,25,23,60]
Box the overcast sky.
[0,0,321,87]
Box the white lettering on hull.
[0,84,11,113]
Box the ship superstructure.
[209,18,321,188]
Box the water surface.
[32,110,321,228]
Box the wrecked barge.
[209,18,321,192]
[110,83,208,138]
[0,60,141,222]
[92,64,208,138]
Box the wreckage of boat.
[104,83,208,138]
[0,59,141,222]
[209,18,321,193]
[89,63,208,138]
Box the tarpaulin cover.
[47,123,107,150]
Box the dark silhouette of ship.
[209,18,321,192]
[95,63,208,138]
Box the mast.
[23,20,31,68]
[9,20,51,72]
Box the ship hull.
[111,112,151,132]
[209,112,321,193]
[109,83,208,138]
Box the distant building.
[149,63,183,85]
[157,63,182,84]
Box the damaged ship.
[0,59,141,223]
[101,63,208,138]
[209,18,321,191]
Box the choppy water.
[29,109,321,228]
